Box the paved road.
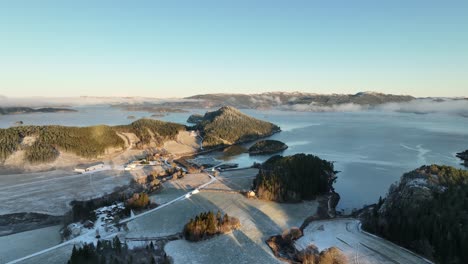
[296,218,433,264]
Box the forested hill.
[196,106,280,148]
[0,119,185,164]
[361,165,468,264]
[254,154,337,202]
[0,107,77,115]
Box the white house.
[74,162,105,173]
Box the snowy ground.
[0,225,62,263]
[15,244,74,264]
[295,219,432,264]
[0,169,144,215]
[141,192,317,264]
[206,168,258,191]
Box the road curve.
[296,218,433,264]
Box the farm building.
[74,162,105,173]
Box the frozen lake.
[1,106,466,211]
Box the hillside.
[196,106,280,148]
[254,154,337,202]
[114,119,185,147]
[0,119,185,164]
[361,165,468,264]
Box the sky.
[0,0,467,98]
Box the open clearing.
[295,218,431,264]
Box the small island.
[196,106,281,149]
[253,154,337,202]
[248,140,288,155]
[456,150,468,167]
[0,107,77,115]
[183,211,240,242]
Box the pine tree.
[113,236,122,253]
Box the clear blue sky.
[1,0,467,97]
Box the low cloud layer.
[1,95,467,117]
[283,103,365,112]
[0,96,188,107]
[282,99,468,117]
[376,99,468,116]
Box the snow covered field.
[16,244,74,264]
[143,192,317,263]
[0,169,141,215]
[206,168,258,191]
[0,225,62,263]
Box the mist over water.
[0,106,466,212]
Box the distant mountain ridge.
[185,91,415,109]
[119,91,414,110]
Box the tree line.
[68,236,167,264]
